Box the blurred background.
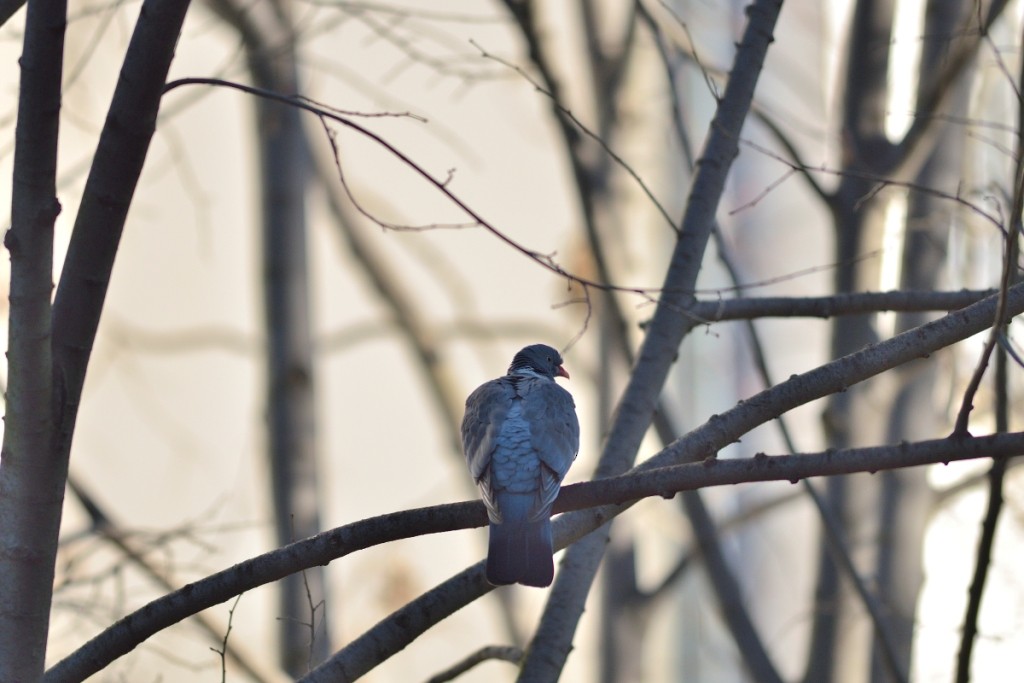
[1,0,1023,681]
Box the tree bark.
[1,0,192,677]
[0,0,65,676]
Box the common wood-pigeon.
[461,344,580,587]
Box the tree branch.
[0,0,24,28]
[45,500,484,683]
[518,2,784,678]
[66,477,285,683]
[954,16,1024,676]
[954,363,1010,683]
[424,645,523,683]
[684,289,995,323]
[0,0,65,675]
[46,181,1024,682]
[304,434,1024,683]
[161,77,655,298]
[50,0,193,492]
[309,280,1024,681]
[309,116,469,455]
[46,424,1024,683]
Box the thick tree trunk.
[0,0,64,676]
[1,0,191,676]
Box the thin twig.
[951,62,1024,434]
[954,355,1010,683]
[302,568,325,673]
[308,112,470,455]
[471,39,680,235]
[66,477,283,683]
[738,136,1004,233]
[643,0,830,202]
[424,645,523,683]
[210,594,244,683]
[163,76,662,299]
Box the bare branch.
[310,281,1024,681]
[46,427,1024,682]
[0,0,24,28]
[954,18,1024,677]
[210,594,244,683]
[954,367,1011,683]
[162,77,659,298]
[706,226,906,683]
[51,0,193,484]
[520,2,784,677]
[424,645,523,683]
[685,289,996,323]
[307,116,474,457]
[302,436,1024,683]
[472,39,680,235]
[66,477,285,683]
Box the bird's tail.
[486,518,554,587]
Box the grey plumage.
[461,344,580,587]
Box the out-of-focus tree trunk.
[250,10,329,676]
[807,2,981,681]
[870,3,971,680]
[808,1,895,681]
[207,0,330,672]
[599,536,646,683]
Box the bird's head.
[508,344,570,380]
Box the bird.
[461,344,580,587]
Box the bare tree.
[3,0,1024,682]
[1,0,191,678]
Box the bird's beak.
[556,365,570,380]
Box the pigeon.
[461,344,580,587]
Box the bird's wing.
[461,377,515,483]
[522,380,580,517]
